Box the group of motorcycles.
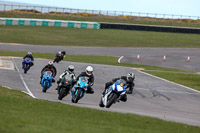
[22,53,130,108]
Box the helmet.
[58,51,61,55]
[28,51,32,55]
[48,61,53,66]
[68,65,74,72]
[86,66,93,76]
[61,51,66,55]
[127,72,135,81]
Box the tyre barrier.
[0,18,100,29]
[100,22,200,34]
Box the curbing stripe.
[12,57,37,98]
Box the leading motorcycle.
[22,57,32,74]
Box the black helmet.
[68,65,74,72]
[61,51,66,55]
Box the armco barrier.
[100,23,200,34]
[0,18,100,29]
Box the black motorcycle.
[58,75,73,100]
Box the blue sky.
[2,0,200,16]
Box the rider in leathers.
[56,65,76,92]
[102,72,135,102]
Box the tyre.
[99,98,105,107]
[74,89,81,103]
[58,88,67,100]
[106,93,118,108]
[43,82,48,93]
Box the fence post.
[11,4,13,12]
[26,5,28,13]
[41,7,43,14]
[4,4,6,12]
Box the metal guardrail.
[0,4,199,20]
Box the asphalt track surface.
[0,43,200,71]
[0,57,200,126]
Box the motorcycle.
[71,77,88,103]
[53,54,65,63]
[99,79,127,108]
[22,57,32,74]
[58,74,73,100]
[41,71,53,92]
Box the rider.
[40,61,57,84]
[56,65,76,91]
[22,51,34,68]
[76,66,94,94]
[102,72,135,102]
[54,50,66,62]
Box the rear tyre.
[106,93,118,108]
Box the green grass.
[0,25,200,48]
[0,86,200,133]
[1,12,200,28]
[0,50,199,91]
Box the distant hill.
[0,0,44,6]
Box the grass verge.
[0,86,200,133]
[0,25,200,48]
[0,50,199,91]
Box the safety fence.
[0,4,199,20]
[0,18,100,29]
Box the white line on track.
[135,69,200,93]
[12,58,37,98]
[118,56,123,63]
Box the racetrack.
[0,43,200,71]
[0,57,200,126]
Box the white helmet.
[58,51,61,54]
[86,66,93,76]
[68,65,74,72]
[48,61,53,66]
[127,72,135,81]
[28,51,32,55]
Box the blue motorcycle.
[41,71,53,92]
[71,77,88,103]
[22,57,32,74]
[99,79,127,108]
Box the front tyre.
[106,93,118,108]
[58,88,67,100]
[43,82,48,92]
[74,89,81,103]
[99,98,105,107]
